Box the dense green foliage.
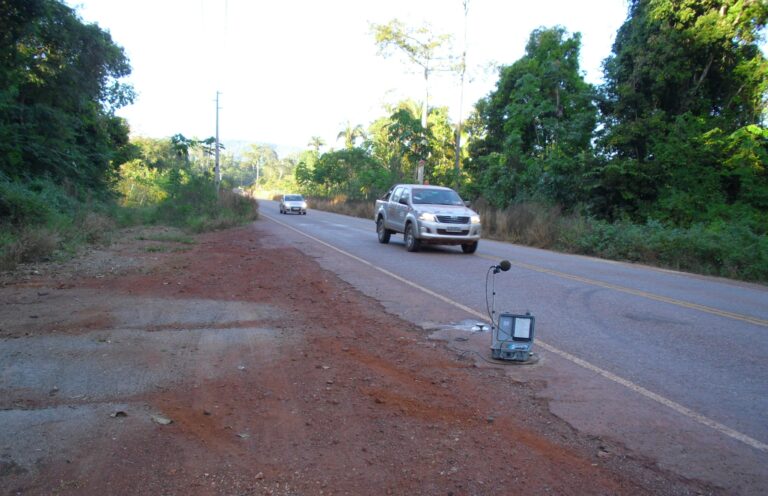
[291,100,467,202]
[595,0,768,227]
[467,27,597,208]
[296,147,388,199]
[0,0,135,192]
[116,136,258,231]
[557,218,768,281]
[0,174,116,269]
[0,0,132,268]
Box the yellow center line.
[477,254,768,327]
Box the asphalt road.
[258,200,768,494]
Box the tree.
[294,150,319,195]
[0,0,135,192]
[243,144,279,187]
[130,136,182,171]
[468,27,597,208]
[337,122,366,149]
[311,148,388,199]
[371,19,454,129]
[372,19,457,182]
[367,100,426,184]
[597,0,768,223]
[424,106,461,187]
[362,99,461,189]
[308,136,325,154]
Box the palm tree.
[308,136,325,154]
[336,122,365,149]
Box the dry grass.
[0,228,60,270]
[472,198,561,248]
[310,196,375,220]
[81,212,115,245]
[218,189,260,220]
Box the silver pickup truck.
[374,184,481,253]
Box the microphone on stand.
[492,260,511,274]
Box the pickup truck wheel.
[404,223,421,252]
[461,241,478,254]
[376,218,391,244]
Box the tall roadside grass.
[0,177,116,270]
[556,218,768,282]
[309,195,767,283]
[308,196,375,220]
[1,171,259,271]
[473,199,561,248]
[471,198,767,283]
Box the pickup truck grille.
[436,215,470,224]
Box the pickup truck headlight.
[418,212,437,222]
[470,215,481,224]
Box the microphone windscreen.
[499,260,511,271]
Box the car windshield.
[411,188,463,206]
[285,195,303,201]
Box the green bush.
[115,163,258,231]
[0,176,87,269]
[0,177,77,227]
[556,216,768,282]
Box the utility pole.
[215,91,221,187]
[418,67,429,185]
[454,0,469,190]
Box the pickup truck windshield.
[411,188,463,206]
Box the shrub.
[309,196,375,219]
[79,212,115,245]
[18,228,60,262]
[114,161,259,231]
[0,179,53,226]
[471,198,561,248]
[0,227,60,270]
[554,217,767,282]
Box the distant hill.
[222,140,302,159]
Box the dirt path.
[0,224,720,495]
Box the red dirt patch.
[0,224,718,495]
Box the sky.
[67,0,631,154]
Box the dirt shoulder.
[0,223,719,495]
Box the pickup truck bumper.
[416,220,481,245]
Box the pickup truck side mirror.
[399,197,409,206]
[464,201,471,207]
